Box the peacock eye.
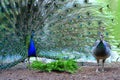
[1,7,5,13]
[88,32,91,34]
[77,16,80,19]
[9,14,14,18]
[66,9,69,12]
[8,24,13,28]
[88,22,91,25]
[15,2,19,8]
[73,4,77,8]
[84,0,89,3]
[106,32,109,36]
[111,19,114,22]
[6,4,12,9]
[86,12,90,16]
[98,21,102,25]
[2,17,7,21]
[59,15,62,19]
[61,0,65,2]
[45,5,49,9]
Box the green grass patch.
[31,59,80,73]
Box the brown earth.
[0,62,120,80]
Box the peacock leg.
[28,57,31,69]
[102,59,105,72]
[96,59,100,72]
[35,56,38,61]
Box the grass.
[31,59,80,73]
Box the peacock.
[0,0,115,69]
[92,33,111,72]
[28,31,37,66]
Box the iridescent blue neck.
[31,30,34,39]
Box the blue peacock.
[28,31,37,65]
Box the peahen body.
[92,34,111,72]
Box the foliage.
[31,59,79,73]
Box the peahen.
[92,33,111,72]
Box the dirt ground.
[0,62,120,80]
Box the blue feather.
[28,38,36,57]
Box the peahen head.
[100,33,104,41]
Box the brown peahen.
[92,33,111,72]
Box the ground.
[0,62,120,80]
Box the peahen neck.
[96,40,107,51]
[100,34,104,41]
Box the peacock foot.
[102,69,104,72]
[96,68,100,73]
[101,69,106,72]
